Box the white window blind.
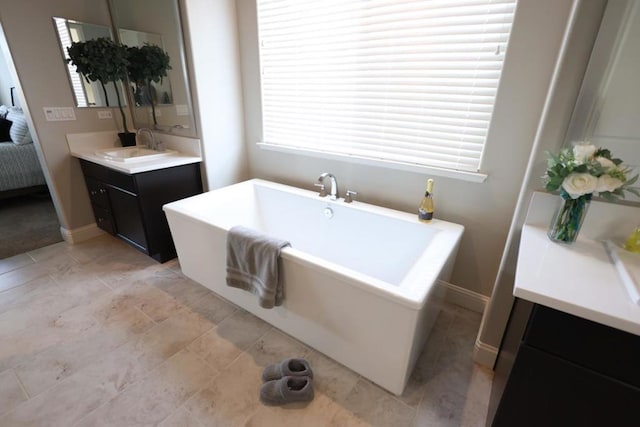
[53,17,89,108]
[257,0,517,173]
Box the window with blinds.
[257,0,517,173]
[53,17,89,108]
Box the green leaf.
[626,187,640,197]
[599,192,616,202]
[126,44,171,88]
[66,37,130,130]
[625,174,639,187]
[594,148,612,159]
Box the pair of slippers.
[259,358,314,405]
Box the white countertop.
[515,192,640,336]
[67,130,202,174]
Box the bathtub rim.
[163,178,464,310]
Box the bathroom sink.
[95,146,177,163]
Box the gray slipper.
[262,358,313,382]
[260,376,314,405]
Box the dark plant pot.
[118,132,137,147]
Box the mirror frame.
[107,0,198,138]
[563,0,640,203]
[564,0,635,146]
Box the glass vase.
[547,195,591,244]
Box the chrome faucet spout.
[136,128,157,150]
[318,173,339,200]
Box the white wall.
[0,0,133,231]
[479,0,609,358]
[236,0,578,298]
[182,0,248,190]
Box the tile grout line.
[24,305,198,420]
[214,324,276,374]
[162,372,219,427]
[132,303,160,326]
[11,368,31,401]
[183,321,276,381]
[0,255,36,277]
[412,308,458,419]
[69,346,199,427]
[411,307,485,424]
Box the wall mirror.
[564,0,639,202]
[53,17,127,108]
[118,28,174,107]
[110,0,197,137]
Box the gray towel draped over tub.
[226,225,291,309]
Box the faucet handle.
[314,183,328,197]
[345,190,357,203]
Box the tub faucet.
[137,128,158,150]
[318,173,339,200]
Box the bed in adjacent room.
[0,105,46,199]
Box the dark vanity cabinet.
[490,300,640,427]
[80,160,202,262]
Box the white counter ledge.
[515,192,640,336]
[67,130,202,174]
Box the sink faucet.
[137,128,158,150]
[318,173,339,200]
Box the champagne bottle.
[418,179,434,223]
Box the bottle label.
[418,208,433,221]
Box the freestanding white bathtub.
[163,179,464,394]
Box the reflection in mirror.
[119,29,173,106]
[53,17,126,108]
[111,0,196,137]
[564,0,640,202]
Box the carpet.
[0,191,62,259]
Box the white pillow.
[6,108,32,145]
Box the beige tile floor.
[0,235,493,426]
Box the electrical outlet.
[97,110,112,119]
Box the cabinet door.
[92,205,115,234]
[493,345,639,427]
[524,305,640,388]
[107,186,148,252]
[84,176,110,209]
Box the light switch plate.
[176,104,189,116]
[43,107,76,121]
[97,110,112,119]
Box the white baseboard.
[60,224,105,244]
[440,281,496,367]
[473,339,498,368]
[441,281,489,313]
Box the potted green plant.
[67,37,136,146]
[126,44,171,127]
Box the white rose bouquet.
[544,144,638,242]
[544,144,638,200]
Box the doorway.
[0,23,62,260]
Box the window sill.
[257,143,488,183]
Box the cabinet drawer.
[91,205,115,234]
[524,305,640,388]
[84,176,110,209]
[80,160,136,193]
[493,345,639,427]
